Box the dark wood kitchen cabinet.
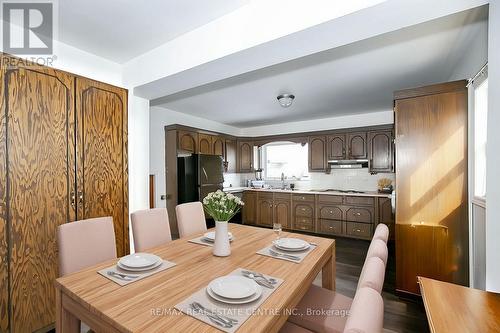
[292,194,315,231]
[198,133,213,154]
[308,136,327,172]
[238,140,254,172]
[274,193,292,229]
[242,191,257,225]
[327,134,346,160]
[347,132,367,159]
[377,197,395,241]
[224,138,237,172]
[213,136,225,156]
[257,193,274,227]
[178,130,198,153]
[368,130,393,173]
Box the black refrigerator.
[178,154,224,204]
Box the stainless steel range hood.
[327,159,369,169]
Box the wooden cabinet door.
[76,78,129,257]
[198,133,213,154]
[347,132,367,159]
[2,64,76,332]
[0,63,8,333]
[377,197,395,240]
[368,130,393,173]
[242,191,257,225]
[274,199,291,229]
[213,137,225,157]
[308,136,326,171]
[225,139,237,173]
[238,141,253,173]
[178,130,198,153]
[327,134,346,160]
[257,196,273,226]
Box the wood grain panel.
[308,136,326,171]
[198,133,213,154]
[5,65,75,332]
[395,81,468,295]
[0,56,9,333]
[213,136,224,157]
[76,78,128,257]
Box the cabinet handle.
[355,212,362,216]
[354,228,362,233]
[70,192,76,209]
[78,192,84,205]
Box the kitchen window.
[261,142,309,179]
[472,66,488,201]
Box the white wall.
[486,1,500,292]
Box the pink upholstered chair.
[175,202,207,238]
[343,287,384,333]
[131,208,172,252]
[357,256,386,293]
[57,216,117,277]
[373,223,389,243]
[279,322,314,333]
[365,239,388,266]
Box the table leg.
[55,287,80,333]
[322,243,336,291]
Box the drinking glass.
[273,223,282,239]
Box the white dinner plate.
[117,260,162,272]
[208,276,258,299]
[273,238,310,252]
[118,253,161,269]
[202,231,234,242]
[206,284,262,304]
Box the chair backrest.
[343,287,384,333]
[57,216,117,276]
[373,223,389,243]
[131,208,172,252]
[357,256,386,293]
[176,202,207,238]
[366,239,388,266]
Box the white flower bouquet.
[203,190,244,222]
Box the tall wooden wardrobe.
[394,80,469,295]
[0,54,129,332]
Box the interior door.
[2,63,75,332]
[76,78,128,257]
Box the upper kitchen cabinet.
[238,140,254,173]
[178,130,198,153]
[368,130,394,173]
[213,136,225,157]
[224,139,237,172]
[198,133,213,154]
[308,136,327,172]
[347,132,367,159]
[327,134,346,160]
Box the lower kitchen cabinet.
[377,197,395,241]
[274,197,291,229]
[345,222,372,239]
[319,219,343,235]
[257,193,274,227]
[242,191,257,225]
[292,200,315,231]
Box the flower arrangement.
[203,190,244,222]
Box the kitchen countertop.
[223,187,392,198]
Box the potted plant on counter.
[203,190,244,256]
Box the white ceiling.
[152,7,488,127]
[58,0,249,63]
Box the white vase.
[213,221,231,257]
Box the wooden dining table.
[55,224,336,332]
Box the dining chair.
[57,216,117,276]
[373,223,389,243]
[343,287,384,333]
[175,202,207,238]
[357,256,386,294]
[131,208,172,252]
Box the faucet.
[281,172,286,190]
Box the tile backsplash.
[224,170,395,192]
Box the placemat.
[256,243,317,263]
[98,260,176,286]
[175,268,283,333]
[188,236,215,247]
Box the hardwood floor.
[314,237,430,333]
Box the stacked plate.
[117,253,162,272]
[273,238,310,252]
[206,276,262,304]
[202,231,234,243]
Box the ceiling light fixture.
[277,93,295,108]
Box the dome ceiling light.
[277,93,295,108]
